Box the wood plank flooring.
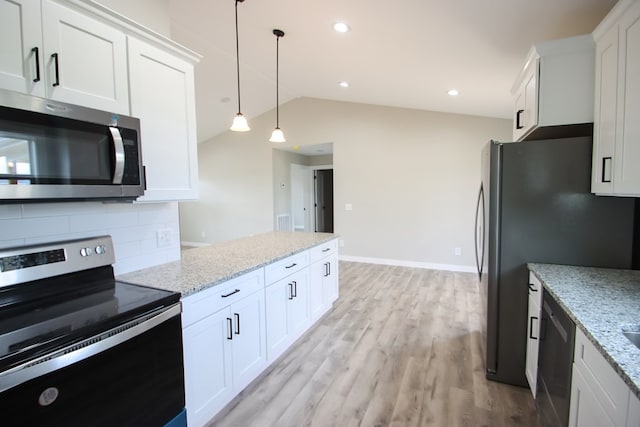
[207,262,539,427]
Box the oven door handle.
[0,303,181,394]
[109,127,125,185]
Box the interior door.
[314,169,334,233]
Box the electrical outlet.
[156,229,171,248]
[454,247,462,256]
[339,239,345,247]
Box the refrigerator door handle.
[474,183,485,281]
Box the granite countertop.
[118,231,336,296]
[528,263,640,399]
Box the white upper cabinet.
[592,0,640,196]
[0,0,129,114]
[0,0,201,201]
[128,37,199,201]
[511,35,595,141]
[0,0,43,96]
[41,0,129,114]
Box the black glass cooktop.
[0,267,179,373]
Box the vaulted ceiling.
[167,0,617,142]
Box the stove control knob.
[95,245,106,255]
[80,247,93,257]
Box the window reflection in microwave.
[0,138,32,184]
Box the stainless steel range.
[0,236,186,427]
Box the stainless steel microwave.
[0,89,145,202]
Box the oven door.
[0,89,144,202]
[0,304,185,427]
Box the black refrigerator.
[474,137,636,387]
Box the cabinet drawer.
[309,239,338,263]
[182,268,264,328]
[265,251,309,284]
[573,328,629,425]
[528,272,543,307]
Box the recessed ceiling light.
[448,89,460,96]
[339,81,350,88]
[333,22,350,33]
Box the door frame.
[290,163,333,232]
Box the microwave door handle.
[109,127,125,184]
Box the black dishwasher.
[537,289,576,427]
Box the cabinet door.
[183,308,233,427]
[572,328,629,426]
[309,260,327,322]
[513,58,538,141]
[523,64,539,133]
[323,255,339,305]
[41,0,129,114]
[128,37,199,201]
[265,278,291,361]
[613,2,640,195]
[592,24,619,194]
[230,290,267,392]
[513,88,526,141]
[525,292,540,397]
[569,367,615,427]
[288,270,310,339]
[0,0,44,96]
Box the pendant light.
[230,0,250,132]
[269,29,286,142]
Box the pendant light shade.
[231,113,250,132]
[270,128,285,143]
[230,0,250,132]
[269,29,285,142]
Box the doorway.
[314,169,334,233]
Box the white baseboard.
[338,255,476,273]
[180,241,212,248]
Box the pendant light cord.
[276,34,280,127]
[235,0,242,115]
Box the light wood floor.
[208,262,539,427]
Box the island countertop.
[528,263,640,399]
[118,231,336,296]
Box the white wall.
[95,0,172,37]
[0,202,181,275]
[180,97,511,271]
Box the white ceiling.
[167,0,617,143]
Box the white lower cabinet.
[309,239,340,322]
[182,270,267,427]
[525,273,542,397]
[265,269,310,362]
[182,307,233,427]
[182,241,339,426]
[569,328,631,427]
[310,254,339,322]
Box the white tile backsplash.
[0,201,181,275]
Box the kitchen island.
[118,231,336,295]
[119,231,339,427]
